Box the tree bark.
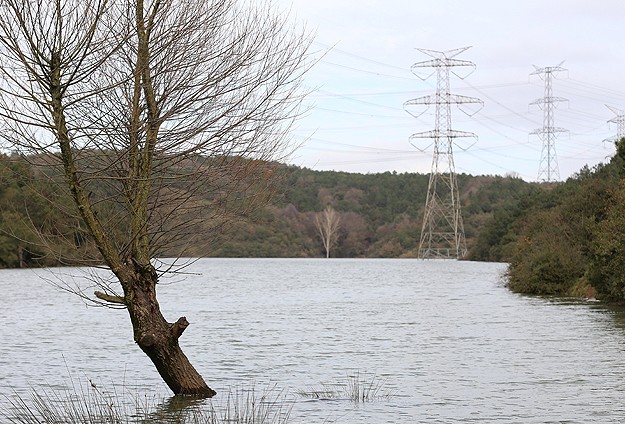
[125,265,215,397]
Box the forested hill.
[0,153,537,266]
[203,166,537,258]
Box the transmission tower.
[530,63,568,182]
[404,47,482,259]
[606,105,625,143]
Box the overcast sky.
[276,0,625,181]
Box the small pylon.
[530,63,568,182]
[606,105,625,143]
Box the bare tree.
[314,205,341,258]
[0,0,312,396]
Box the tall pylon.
[606,105,625,142]
[404,47,482,259]
[530,63,568,182]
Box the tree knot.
[170,316,189,340]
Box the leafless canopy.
[314,205,341,258]
[0,0,312,270]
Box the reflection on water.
[142,395,208,423]
[2,258,625,422]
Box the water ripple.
[2,259,625,422]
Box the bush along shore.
[473,139,625,303]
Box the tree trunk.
[125,271,215,397]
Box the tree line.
[0,153,542,264]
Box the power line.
[313,41,410,72]
[565,78,625,99]
[319,60,415,81]
[312,88,408,112]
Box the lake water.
[2,258,625,422]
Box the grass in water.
[296,372,394,403]
[2,373,393,422]
[1,380,292,424]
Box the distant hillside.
[204,166,538,259]
[0,154,538,266]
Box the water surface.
[1,258,625,422]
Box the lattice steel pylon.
[404,47,482,259]
[606,105,625,143]
[530,63,568,182]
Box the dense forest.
[208,167,537,259]
[473,139,625,302]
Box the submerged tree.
[0,0,311,396]
[314,205,341,258]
